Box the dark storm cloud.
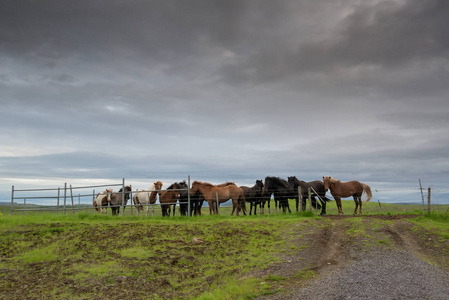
[1,0,449,201]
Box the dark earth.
[1,215,448,299]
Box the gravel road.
[255,216,449,300]
[292,248,449,299]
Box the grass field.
[1,200,448,299]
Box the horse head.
[255,180,264,190]
[105,188,113,203]
[190,181,200,195]
[323,176,333,191]
[154,181,163,196]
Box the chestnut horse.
[190,181,246,216]
[323,176,372,216]
[93,188,113,214]
[133,181,163,216]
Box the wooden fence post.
[298,187,303,211]
[308,188,312,211]
[10,185,14,216]
[427,187,431,216]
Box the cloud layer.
[1,0,449,201]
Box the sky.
[1,0,449,203]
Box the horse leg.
[353,196,358,216]
[320,196,327,215]
[358,196,362,215]
[335,197,343,216]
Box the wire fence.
[3,178,449,217]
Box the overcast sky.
[1,0,449,201]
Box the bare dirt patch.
[254,214,449,299]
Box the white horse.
[93,188,113,214]
[133,181,163,216]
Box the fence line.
[7,178,448,217]
[9,176,192,217]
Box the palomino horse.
[109,186,132,216]
[287,177,332,215]
[160,181,188,216]
[190,181,246,216]
[133,181,163,216]
[323,176,372,216]
[93,189,113,214]
[240,180,264,215]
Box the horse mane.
[192,181,214,187]
[328,177,341,183]
[265,176,288,187]
[216,182,235,187]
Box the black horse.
[109,186,132,216]
[287,176,332,215]
[174,181,190,216]
[240,180,264,215]
[263,177,292,213]
[188,188,205,216]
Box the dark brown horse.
[287,176,332,215]
[190,181,246,216]
[323,176,372,216]
[109,186,132,216]
[240,180,264,215]
[160,181,188,216]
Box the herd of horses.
[93,176,372,217]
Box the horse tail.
[362,183,372,202]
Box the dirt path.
[255,215,449,299]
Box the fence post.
[187,175,191,217]
[427,187,431,216]
[92,189,95,214]
[57,187,60,214]
[419,179,425,216]
[70,184,75,215]
[298,187,303,211]
[130,187,133,216]
[24,198,26,215]
[63,183,67,215]
[121,178,125,217]
[78,194,81,213]
[216,191,219,214]
[10,185,14,215]
[308,188,312,211]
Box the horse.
[93,188,113,214]
[322,176,372,216]
[173,181,191,216]
[190,181,246,216]
[109,186,132,216]
[240,180,264,215]
[160,181,188,217]
[133,181,163,216]
[287,176,332,215]
[188,192,205,216]
[263,177,292,213]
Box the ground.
[254,215,449,299]
[1,214,448,299]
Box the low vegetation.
[1,200,448,299]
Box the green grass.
[1,201,448,299]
